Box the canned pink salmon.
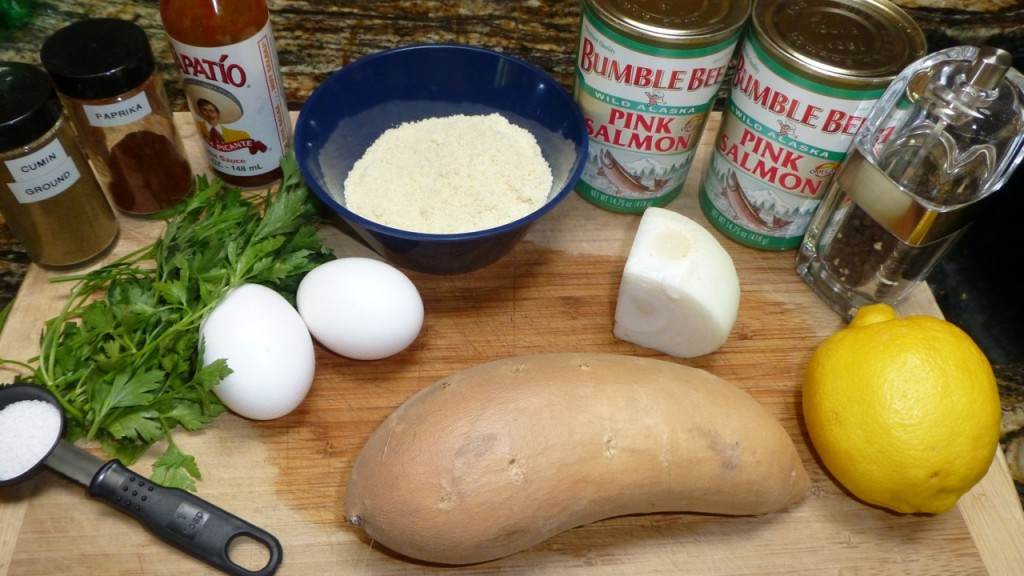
[698,0,926,250]
[574,0,750,213]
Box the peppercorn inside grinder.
[0,384,283,576]
[796,46,1024,320]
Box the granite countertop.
[2,0,1023,499]
[4,1,1022,117]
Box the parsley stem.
[1,151,332,491]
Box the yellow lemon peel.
[803,304,1001,514]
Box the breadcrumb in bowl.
[294,43,588,275]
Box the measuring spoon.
[0,383,283,576]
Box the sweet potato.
[344,352,809,564]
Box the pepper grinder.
[796,46,1024,320]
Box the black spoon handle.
[89,459,283,576]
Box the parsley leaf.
[151,443,203,493]
[1,151,333,491]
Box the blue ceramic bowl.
[294,44,587,274]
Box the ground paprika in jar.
[160,0,291,188]
[40,18,194,215]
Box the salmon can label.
[574,3,742,213]
[699,33,887,250]
[695,0,926,249]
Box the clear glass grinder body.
[796,46,1024,320]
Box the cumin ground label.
[697,0,926,250]
[573,0,747,214]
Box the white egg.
[297,257,424,360]
[200,283,315,420]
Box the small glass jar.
[0,61,119,267]
[40,17,193,215]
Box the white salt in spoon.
[0,383,282,576]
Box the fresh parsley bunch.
[2,151,333,491]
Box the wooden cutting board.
[2,113,1023,576]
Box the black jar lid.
[0,62,62,151]
[40,18,156,100]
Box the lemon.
[803,303,1001,514]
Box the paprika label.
[82,90,154,128]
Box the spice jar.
[0,61,118,267]
[40,18,193,215]
[796,46,1024,320]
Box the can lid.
[587,0,751,46]
[0,62,62,151]
[40,17,155,100]
[753,0,927,89]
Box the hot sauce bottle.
[160,0,291,187]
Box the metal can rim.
[751,0,927,90]
[583,0,752,48]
